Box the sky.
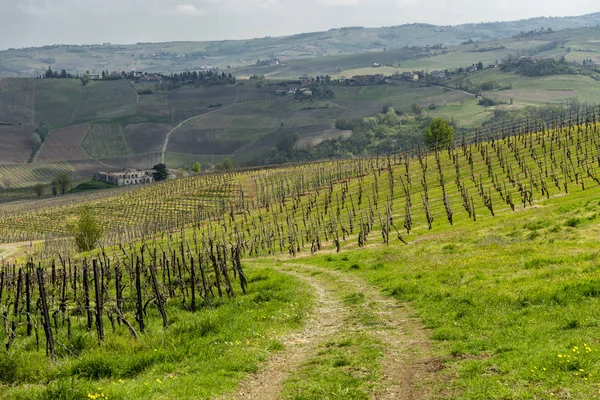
[1,0,599,50]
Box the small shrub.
[564,217,582,227]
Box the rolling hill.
[2,17,600,193]
[2,13,600,77]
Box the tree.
[71,206,103,252]
[80,73,90,86]
[152,163,168,181]
[33,183,44,197]
[219,158,233,170]
[191,162,201,173]
[31,132,42,151]
[411,103,424,115]
[424,118,455,151]
[52,172,72,194]
[1,176,12,189]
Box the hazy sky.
[1,0,599,49]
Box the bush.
[71,206,103,252]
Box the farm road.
[221,263,439,400]
[161,87,240,163]
[0,240,40,263]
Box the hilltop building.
[95,169,155,186]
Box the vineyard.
[0,78,35,125]
[0,125,35,164]
[3,106,600,252]
[36,124,91,162]
[82,124,134,159]
[2,106,600,398]
[124,124,171,154]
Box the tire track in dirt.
[219,269,350,400]
[220,263,441,400]
[285,263,440,400]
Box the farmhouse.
[402,72,419,81]
[299,76,311,86]
[95,169,154,186]
[430,70,446,79]
[135,74,163,84]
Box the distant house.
[135,74,163,84]
[88,73,101,80]
[430,70,446,79]
[351,74,385,85]
[467,65,478,73]
[299,76,311,86]
[256,58,281,66]
[402,71,419,81]
[95,169,154,186]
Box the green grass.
[69,180,117,193]
[35,79,137,127]
[0,267,312,400]
[296,185,600,399]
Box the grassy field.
[463,69,600,105]
[294,185,600,399]
[34,79,137,127]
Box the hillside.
[3,21,600,193]
[1,109,600,398]
[2,13,600,77]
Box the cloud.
[14,0,58,15]
[319,0,360,5]
[175,3,204,15]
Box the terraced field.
[36,124,91,162]
[0,78,35,125]
[82,124,133,158]
[0,125,35,163]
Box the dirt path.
[161,87,240,164]
[222,263,439,400]
[220,269,350,400]
[0,240,38,263]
